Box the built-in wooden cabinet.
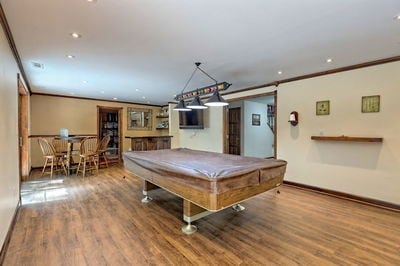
[155,106,169,130]
[98,106,123,162]
[126,136,172,151]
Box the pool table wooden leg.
[141,180,159,203]
[182,200,213,234]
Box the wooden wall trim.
[223,55,400,97]
[0,201,20,265]
[0,3,32,94]
[29,134,97,138]
[226,91,275,103]
[32,92,163,107]
[284,180,400,212]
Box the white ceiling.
[2,0,400,105]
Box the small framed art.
[316,100,330,116]
[252,114,260,126]
[362,95,380,113]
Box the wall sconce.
[289,111,298,126]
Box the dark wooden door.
[228,108,241,155]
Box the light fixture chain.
[197,65,218,83]
[180,67,198,97]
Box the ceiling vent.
[31,62,44,69]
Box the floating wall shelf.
[311,136,383,143]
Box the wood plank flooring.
[3,165,400,265]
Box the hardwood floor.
[3,165,400,265]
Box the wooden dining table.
[57,136,87,175]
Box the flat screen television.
[179,109,204,129]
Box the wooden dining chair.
[76,137,99,178]
[97,135,111,168]
[38,137,67,178]
[52,138,68,154]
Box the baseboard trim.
[283,181,400,212]
[0,200,20,265]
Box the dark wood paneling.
[284,180,400,211]
[228,107,241,155]
[126,136,172,151]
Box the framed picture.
[362,95,380,113]
[316,100,330,116]
[252,114,261,126]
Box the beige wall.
[175,62,400,204]
[0,27,20,250]
[277,61,400,204]
[30,95,167,167]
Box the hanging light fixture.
[174,99,191,111]
[174,62,230,111]
[204,90,229,106]
[188,94,207,109]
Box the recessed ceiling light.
[135,89,140,92]
[66,55,75,59]
[82,80,88,84]
[394,14,400,20]
[87,0,97,3]
[113,97,118,100]
[31,62,44,69]
[100,91,105,94]
[70,32,82,39]
[326,58,333,63]
[142,96,146,99]
[278,71,283,75]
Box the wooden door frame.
[18,74,29,181]
[226,107,241,155]
[223,90,278,158]
[97,106,123,161]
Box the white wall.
[0,27,20,250]
[173,62,400,204]
[173,106,224,153]
[242,100,274,158]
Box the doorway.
[18,76,29,181]
[225,91,277,159]
[228,107,241,155]
[97,106,123,163]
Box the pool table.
[123,148,287,234]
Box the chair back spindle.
[38,138,56,157]
[98,135,111,152]
[52,139,68,153]
[80,137,98,154]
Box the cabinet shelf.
[311,136,383,142]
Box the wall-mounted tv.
[179,109,204,129]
